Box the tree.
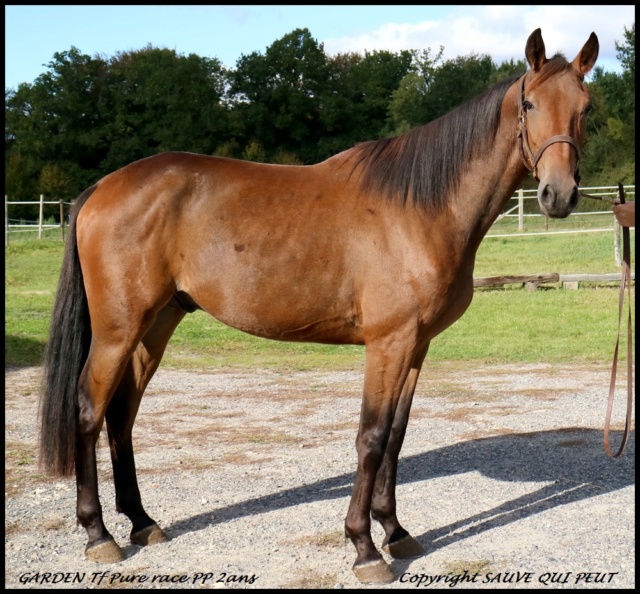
[230,28,330,162]
[314,49,414,157]
[5,45,232,207]
[102,46,229,172]
[488,58,527,85]
[315,52,363,156]
[615,23,634,79]
[582,22,635,186]
[38,163,72,199]
[388,50,504,134]
[422,53,496,122]
[346,49,414,141]
[5,48,112,200]
[582,66,635,184]
[386,47,444,134]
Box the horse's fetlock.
[77,504,102,528]
[371,504,394,522]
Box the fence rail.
[485,185,635,267]
[474,272,635,290]
[5,195,72,245]
[490,185,635,233]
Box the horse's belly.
[211,307,364,345]
[189,275,364,345]
[225,313,364,344]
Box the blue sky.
[5,5,635,90]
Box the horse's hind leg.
[76,331,151,563]
[371,343,429,559]
[76,287,175,562]
[105,303,186,547]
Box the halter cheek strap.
[517,75,581,183]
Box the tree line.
[5,25,635,221]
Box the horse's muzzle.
[537,182,579,219]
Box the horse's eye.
[523,100,534,111]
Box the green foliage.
[38,163,72,198]
[386,47,444,133]
[386,50,525,135]
[341,49,414,142]
[101,46,229,172]
[422,53,496,120]
[5,24,635,212]
[272,149,303,165]
[581,23,635,186]
[242,139,266,163]
[231,28,330,162]
[213,140,240,158]
[5,45,230,215]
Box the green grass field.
[5,227,634,369]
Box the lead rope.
[600,183,633,458]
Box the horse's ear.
[525,28,547,72]
[571,32,599,76]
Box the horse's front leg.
[344,331,418,584]
[371,343,429,559]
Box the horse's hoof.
[382,533,425,559]
[352,559,395,583]
[131,523,168,546]
[85,539,124,563]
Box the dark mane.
[352,74,521,211]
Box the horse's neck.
[451,89,528,253]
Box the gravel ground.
[5,362,635,589]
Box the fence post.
[5,195,8,246]
[59,200,65,242]
[518,188,524,231]
[613,217,621,267]
[38,194,44,240]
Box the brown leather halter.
[517,74,582,184]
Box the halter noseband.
[517,74,581,184]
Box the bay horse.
[39,29,598,583]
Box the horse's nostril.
[570,186,579,209]
[540,184,555,207]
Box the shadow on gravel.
[166,427,634,550]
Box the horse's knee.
[356,427,388,466]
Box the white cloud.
[323,5,634,73]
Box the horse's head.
[519,28,599,218]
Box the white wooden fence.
[488,185,635,235]
[485,185,635,267]
[5,195,72,245]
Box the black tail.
[38,185,97,476]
